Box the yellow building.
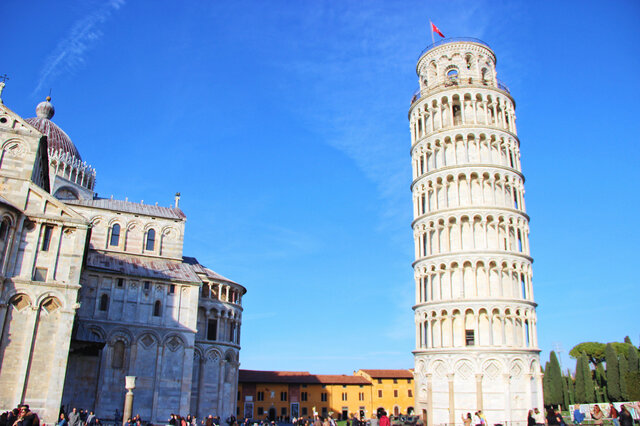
[354,370,415,417]
[238,369,414,421]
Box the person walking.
[57,414,68,426]
[527,410,535,426]
[462,413,472,426]
[619,405,633,426]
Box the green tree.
[544,361,552,406]
[575,354,596,403]
[570,342,606,367]
[619,354,629,401]
[562,372,570,409]
[606,343,621,401]
[626,345,640,400]
[624,336,632,344]
[628,345,639,373]
[549,351,564,406]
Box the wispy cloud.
[32,0,125,96]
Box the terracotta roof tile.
[357,369,414,379]
[239,370,371,385]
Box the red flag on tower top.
[431,22,445,38]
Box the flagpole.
[429,20,435,44]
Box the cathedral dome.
[25,97,82,161]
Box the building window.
[153,300,161,317]
[358,392,364,401]
[257,391,264,401]
[207,319,218,341]
[257,407,264,416]
[321,393,327,402]
[393,379,398,384]
[465,329,475,346]
[99,294,109,311]
[341,392,347,401]
[0,218,10,240]
[144,281,150,290]
[33,267,47,282]
[301,392,308,402]
[112,340,125,369]
[408,389,413,397]
[280,392,287,401]
[117,278,124,288]
[281,407,287,416]
[321,408,328,418]
[301,407,307,416]
[145,228,156,251]
[378,390,383,398]
[41,225,53,251]
[394,390,398,398]
[110,224,120,246]
[169,284,176,294]
[447,68,459,81]
[407,379,412,383]
[377,379,382,384]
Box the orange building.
[237,369,414,421]
[354,370,415,417]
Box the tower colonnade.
[409,38,542,426]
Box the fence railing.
[419,38,491,58]
[409,77,511,105]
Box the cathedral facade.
[408,39,543,425]
[0,95,246,424]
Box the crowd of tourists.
[524,403,640,426]
[0,405,41,426]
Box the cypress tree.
[595,363,608,401]
[544,361,552,406]
[547,351,564,406]
[562,373,570,409]
[629,345,639,373]
[575,354,592,403]
[619,354,629,401]
[606,343,621,401]
[583,354,596,402]
[627,346,640,400]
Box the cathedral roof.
[66,197,186,220]
[86,251,200,282]
[25,97,83,161]
[182,256,240,286]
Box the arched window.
[110,223,120,246]
[0,218,10,241]
[145,229,156,251]
[447,68,459,81]
[112,340,125,369]
[153,300,161,317]
[99,294,109,311]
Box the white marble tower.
[409,38,543,426]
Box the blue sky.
[4,0,639,374]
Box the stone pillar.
[123,376,136,426]
[447,373,455,425]
[475,374,483,411]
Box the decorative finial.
[36,95,55,119]
[0,74,8,104]
[174,192,181,208]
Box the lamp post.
[123,376,136,426]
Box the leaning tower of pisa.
[409,39,543,426]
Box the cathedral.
[0,92,246,424]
